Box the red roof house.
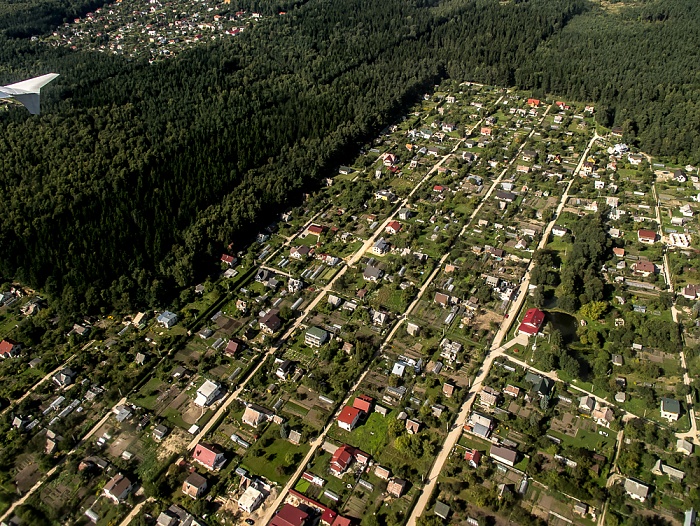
[221,253,236,266]
[308,224,325,235]
[527,98,541,107]
[0,339,20,359]
[517,308,545,336]
[269,504,309,526]
[330,445,354,475]
[464,448,482,468]
[633,261,656,277]
[637,229,657,244]
[224,338,243,357]
[433,185,446,193]
[385,221,402,235]
[192,443,226,471]
[352,395,373,413]
[337,406,362,432]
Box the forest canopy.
[0,0,698,316]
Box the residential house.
[504,385,520,398]
[195,380,220,407]
[637,229,657,244]
[633,261,656,277]
[260,309,282,334]
[103,473,133,504]
[328,295,343,308]
[337,406,363,431]
[525,372,552,397]
[683,284,700,300]
[192,443,226,471]
[613,247,625,258]
[387,478,408,498]
[592,407,615,427]
[290,245,311,260]
[434,502,451,520]
[464,448,482,468]
[434,292,450,307]
[443,383,456,398]
[269,504,309,526]
[480,386,500,407]
[0,339,20,359]
[276,360,295,380]
[495,191,516,203]
[375,190,396,201]
[330,445,355,476]
[375,466,391,480]
[517,308,545,337]
[224,338,244,357]
[624,478,650,502]
[221,254,237,266]
[660,398,680,422]
[153,425,168,442]
[406,322,421,336]
[385,221,402,235]
[398,208,413,220]
[352,395,373,413]
[405,419,422,434]
[677,439,694,456]
[288,278,304,293]
[307,224,326,236]
[157,311,178,328]
[552,226,568,237]
[372,238,390,255]
[182,472,208,499]
[652,459,685,481]
[579,395,595,412]
[372,310,388,326]
[239,484,265,513]
[490,446,518,467]
[242,404,270,428]
[53,367,76,387]
[305,327,329,348]
[363,264,384,282]
[522,150,537,162]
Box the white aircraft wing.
[2,73,60,93]
[0,73,59,114]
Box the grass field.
[546,427,614,452]
[329,412,392,456]
[134,377,166,410]
[242,425,310,484]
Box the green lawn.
[283,400,310,417]
[294,479,311,494]
[163,407,189,430]
[329,412,392,456]
[546,427,614,452]
[242,425,310,484]
[134,377,166,410]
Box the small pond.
[546,311,579,343]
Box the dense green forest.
[0,0,698,317]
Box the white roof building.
[195,380,220,407]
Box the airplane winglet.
[0,73,60,114]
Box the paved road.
[255,141,475,524]
[408,122,601,525]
